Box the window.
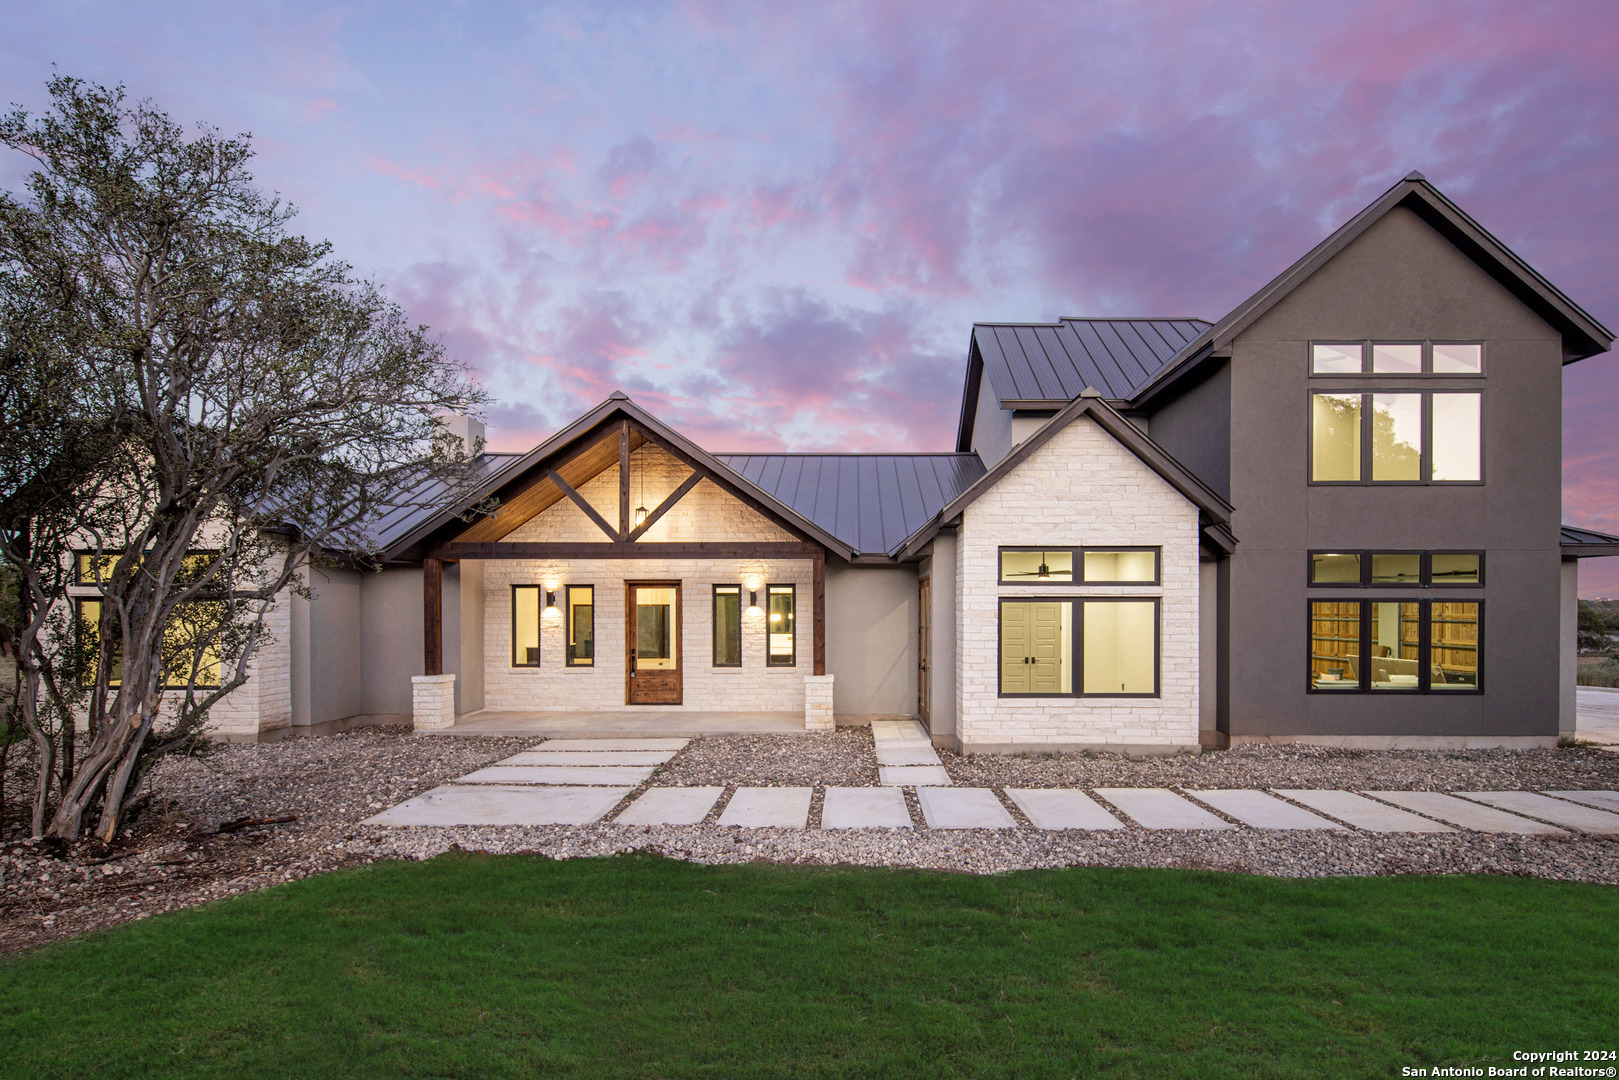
[76,597,221,689]
[1310,392,1481,484]
[766,584,795,666]
[565,585,594,666]
[1312,340,1484,375]
[512,585,541,667]
[1308,600,1481,693]
[75,550,217,587]
[1309,551,1483,587]
[1082,549,1159,584]
[713,585,742,667]
[1000,548,1074,583]
[999,598,1159,697]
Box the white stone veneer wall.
[203,587,293,736]
[481,444,814,712]
[955,415,1200,751]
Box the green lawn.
[3,853,1615,1079]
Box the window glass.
[1432,343,1482,373]
[1082,601,1155,694]
[766,585,795,666]
[1431,393,1481,481]
[1311,394,1362,481]
[713,585,742,666]
[1370,393,1422,481]
[566,585,594,666]
[76,553,120,586]
[635,587,677,669]
[1372,343,1422,373]
[1083,549,1157,583]
[77,597,220,688]
[1430,553,1481,584]
[1310,553,1362,584]
[1368,601,1421,690]
[1431,602,1480,690]
[1310,602,1360,689]
[77,599,124,687]
[512,585,540,666]
[1370,553,1422,584]
[1312,343,1363,373]
[1000,549,1074,582]
[1000,600,1072,694]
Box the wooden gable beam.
[618,419,631,539]
[625,469,703,542]
[545,467,621,541]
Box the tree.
[0,76,489,842]
[1578,601,1616,654]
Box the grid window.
[1308,599,1482,693]
[1310,391,1481,484]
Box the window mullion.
[1359,600,1372,692]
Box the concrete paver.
[821,787,913,829]
[1274,789,1455,832]
[1366,791,1568,835]
[534,738,691,751]
[611,786,724,826]
[1188,789,1345,830]
[456,765,657,786]
[1005,789,1123,830]
[875,745,945,766]
[1457,791,1619,836]
[879,765,952,786]
[1094,788,1234,830]
[916,787,1016,829]
[1545,789,1619,814]
[499,750,676,766]
[716,787,812,828]
[363,784,631,826]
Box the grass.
[1577,655,1619,687]
[3,853,1617,1079]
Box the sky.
[5,0,1619,591]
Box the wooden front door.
[626,582,682,704]
[917,577,931,728]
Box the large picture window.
[76,597,222,689]
[512,585,541,667]
[566,585,594,666]
[1310,391,1480,484]
[713,585,742,667]
[766,584,795,666]
[1309,600,1481,693]
[999,598,1159,698]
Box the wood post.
[812,548,826,676]
[423,557,443,676]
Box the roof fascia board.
[954,335,985,453]
[1563,544,1619,558]
[899,395,1233,560]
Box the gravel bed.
[940,743,1619,791]
[654,728,877,787]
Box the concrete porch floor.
[430,709,811,737]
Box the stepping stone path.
[363,736,1619,842]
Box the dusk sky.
[6,1,1619,591]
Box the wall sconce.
[747,590,760,612]
[543,589,559,614]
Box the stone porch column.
[412,673,457,731]
[804,674,834,732]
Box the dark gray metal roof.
[364,453,524,551]
[974,318,1211,403]
[715,453,986,556]
[1561,524,1619,557]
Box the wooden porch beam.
[423,557,443,675]
[618,419,630,540]
[429,541,822,560]
[812,547,826,676]
[545,467,620,541]
[624,470,702,542]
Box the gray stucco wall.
[970,382,1013,468]
[825,561,918,719]
[294,565,363,727]
[1147,360,1232,500]
[358,566,425,717]
[1225,205,1563,741]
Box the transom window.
[999,547,1159,584]
[1309,551,1482,587]
[1311,341,1482,375]
[999,598,1159,697]
[1310,391,1480,483]
[1309,600,1481,693]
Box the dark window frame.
[1308,389,1484,487]
[995,596,1162,699]
[1306,598,1483,695]
[1080,546,1162,585]
[564,584,594,667]
[1307,550,1485,588]
[1309,340,1486,377]
[712,584,743,668]
[511,583,542,668]
[765,583,796,667]
[997,546,1077,585]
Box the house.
[178,173,1619,751]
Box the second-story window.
[1311,391,1480,484]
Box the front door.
[627,582,682,704]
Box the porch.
[421,708,815,737]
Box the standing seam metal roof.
[974,317,1211,403]
[716,453,986,555]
